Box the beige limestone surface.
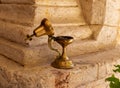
[0,1,88,46]
[0,4,85,26]
[104,0,120,26]
[1,45,120,88]
[79,0,120,26]
[1,0,119,46]
[1,0,77,6]
[0,0,119,66]
[0,1,120,88]
[0,21,117,66]
[0,20,92,45]
[0,26,116,66]
[79,0,106,24]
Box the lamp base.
[51,58,74,69]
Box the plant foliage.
[105,65,120,88]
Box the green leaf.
[106,75,119,82]
[105,75,120,88]
[105,65,120,88]
[113,65,120,73]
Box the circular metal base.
[51,59,74,69]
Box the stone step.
[0,37,92,66]
[0,35,115,66]
[0,20,91,46]
[0,4,85,26]
[1,0,77,6]
[0,46,120,88]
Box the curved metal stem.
[48,36,61,56]
[61,46,68,60]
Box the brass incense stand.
[52,36,74,69]
[26,18,74,69]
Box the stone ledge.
[0,20,91,45]
[0,33,116,66]
[1,0,77,6]
[77,78,108,88]
[0,46,120,88]
[0,4,85,26]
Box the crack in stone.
[54,71,70,88]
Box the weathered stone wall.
[0,0,120,88]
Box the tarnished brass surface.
[52,36,74,69]
[34,18,54,37]
[25,18,54,41]
[48,36,61,56]
[26,18,74,69]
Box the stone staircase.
[0,0,93,66]
[0,0,92,45]
[0,0,120,88]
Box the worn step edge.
[0,37,95,66]
[0,37,52,66]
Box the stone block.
[90,0,106,24]
[73,46,120,76]
[104,8,120,26]
[0,55,55,88]
[1,0,35,4]
[97,26,118,44]
[68,38,116,57]
[0,37,55,66]
[0,4,85,26]
[0,20,92,46]
[79,0,106,24]
[78,0,93,24]
[85,78,108,88]
[89,25,118,47]
[106,61,116,74]
[89,25,102,39]
[0,20,49,45]
[106,0,120,10]
[55,26,92,40]
[69,64,98,88]
[117,27,120,44]
[0,4,35,26]
[97,63,107,79]
[80,0,120,26]
[1,0,77,6]
[90,25,118,42]
[104,0,120,26]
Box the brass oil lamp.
[26,18,74,69]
